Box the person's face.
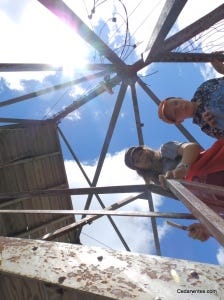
[164,98,195,124]
[132,147,154,170]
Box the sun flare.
[41,23,90,76]
[24,2,90,76]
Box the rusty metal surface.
[0,237,223,300]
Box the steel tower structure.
[0,1,224,299]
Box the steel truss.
[0,0,224,256]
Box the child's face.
[163,98,195,124]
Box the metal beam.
[53,75,121,122]
[1,237,224,299]
[131,83,144,145]
[0,209,194,218]
[73,81,128,242]
[144,0,188,63]
[0,118,46,124]
[146,192,161,256]
[52,193,146,230]
[58,127,131,251]
[0,71,106,108]
[42,193,147,241]
[0,63,116,72]
[0,184,177,200]
[37,0,125,67]
[39,189,177,242]
[0,63,62,72]
[163,4,224,53]
[134,5,224,72]
[149,52,224,63]
[80,82,128,219]
[137,77,168,106]
[130,84,161,255]
[167,179,224,246]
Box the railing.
[166,179,224,246]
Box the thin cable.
[95,0,108,8]
[85,0,131,61]
[81,231,114,249]
[139,70,158,78]
[108,0,144,44]
[122,43,142,62]
[132,0,163,36]
[118,0,129,59]
[107,12,132,60]
[82,0,95,30]
[42,88,70,120]
[173,20,224,53]
[96,0,130,60]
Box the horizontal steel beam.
[42,193,148,241]
[0,184,176,200]
[0,209,194,219]
[0,63,116,72]
[151,52,224,63]
[0,118,47,124]
[0,71,105,108]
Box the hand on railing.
[188,223,211,241]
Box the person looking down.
[158,59,224,139]
[124,140,224,241]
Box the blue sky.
[1,0,224,266]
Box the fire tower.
[0,1,224,299]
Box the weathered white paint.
[0,237,223,299]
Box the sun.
[23,2,90,76]
[42,23,90,76]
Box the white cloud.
[0,1,89,89]
[198,63,221,82]
[65,110,82,121]
[64,150,165,254]
[69,86,85,98]
[216,247,224,266]
[0,1,89,63]
[158,220,171,240]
